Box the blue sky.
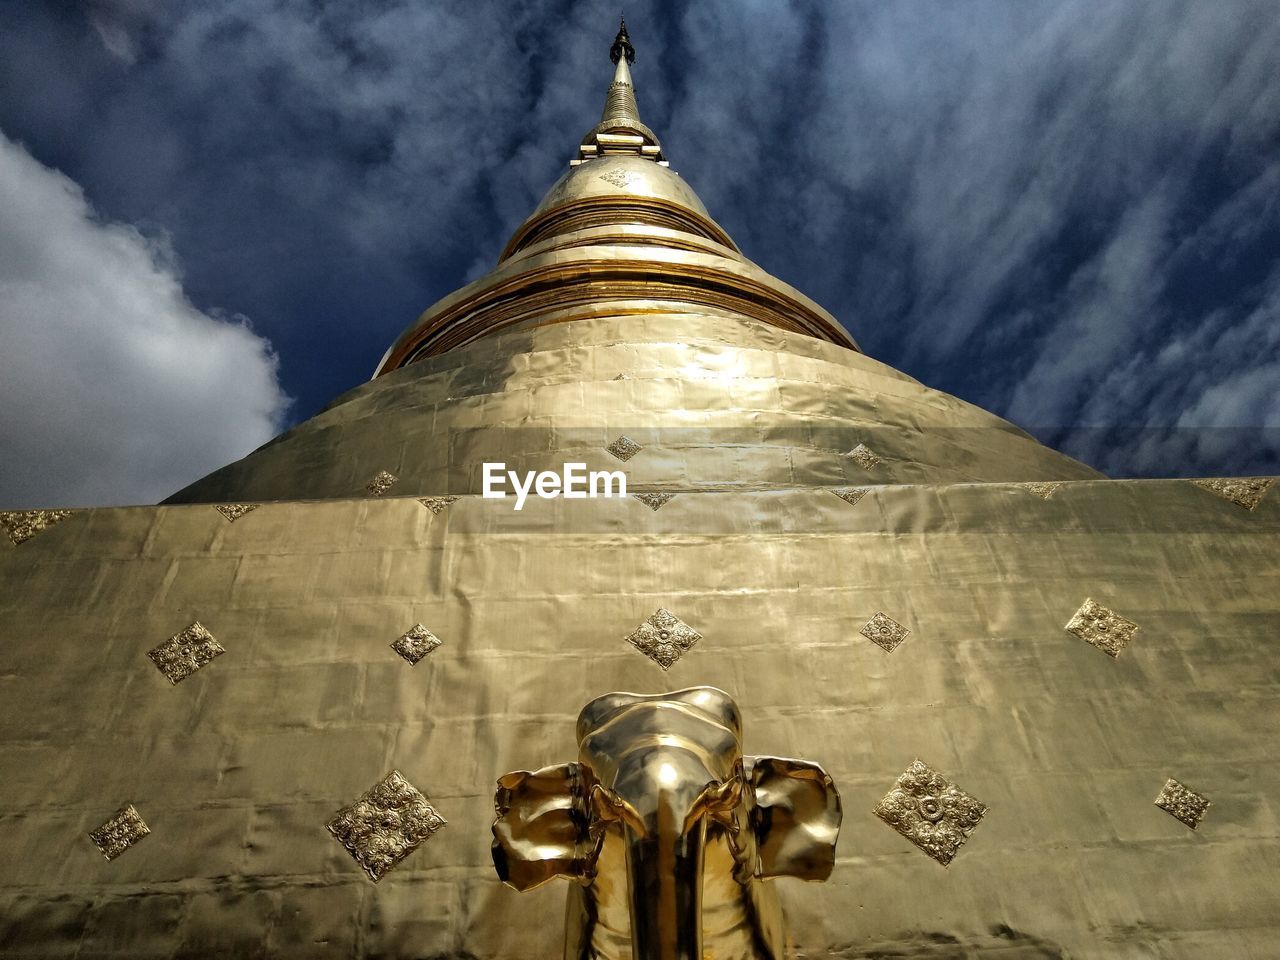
[1,0,1277,506]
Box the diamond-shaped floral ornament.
[1191,477,1274,511]
[625,608,702,670]
[633,492,675,511]
[147,621,226,684]
[418,496,458,515]
[1,509,75,546]
[1066,598,1138,658]
[88,804,150,861]
[860,611,910,653]
[213,503,259,523]
[606,436,642,462]
[843,443,881,469]
[327,770,447,882]
[874,759,987,866]
[366,471,399,496]
[1018,481,1062,500]
[1154,778,1211,830]
[391,624,442,665]
[831,487,869,507]
[598,169,634,189]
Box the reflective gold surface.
[167,314,1099,505]
[376,228,856,368]
[493,687,841,959]
[1,480,1278,956]
[515,159,716,248]
[4,23,1279,960]
[373,40,855,370]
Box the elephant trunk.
[577,691,746,960]
[593,749,724,960]
[623,817,706,960]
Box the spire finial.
[570,18,666,167]
[610,17,635,65]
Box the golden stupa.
[1,22,1277,960]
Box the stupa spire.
[600,19,641,130]
[574,19,666,166]
[610,17,635,66]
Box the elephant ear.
[746,756,843,881]
[492,762,595,891]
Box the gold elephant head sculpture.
[492,687,842,959]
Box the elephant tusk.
[683,773,745,836]
[590,783,648,838]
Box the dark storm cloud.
[0,0,1277,506]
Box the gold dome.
[535,156,711,220]
[175,22,1103,502]
[501,155,734,261]
[373,28,855,373]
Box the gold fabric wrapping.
[0,478,1277,956]
[167,314,1099,505]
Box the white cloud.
[0,130,290,507]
